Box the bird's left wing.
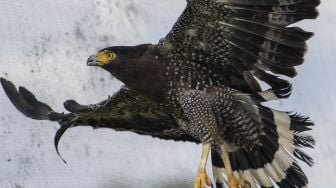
[159,0,319,92]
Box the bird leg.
[221,144,248,188]
[194,143,213,188]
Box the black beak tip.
[86,55,96,66]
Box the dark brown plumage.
[86,1,319,187]
[1,0,319,188]
[0,78,198,144]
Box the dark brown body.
[101,44,262,146]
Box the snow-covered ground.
[0,0,335,187]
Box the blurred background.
[0,0,335,187]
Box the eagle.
[1,0,319,187]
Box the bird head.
[87,44,151,69]
[86,44,153,85]
[87,47,120,68]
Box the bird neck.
[104,45,166,102]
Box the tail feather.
[211,100,314,188]
[277,163,308,188]
[294,134,315,148]
[211,149,226,188]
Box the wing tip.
[1,77,15,95]
[0,77,6,84]
[0,78,56,120]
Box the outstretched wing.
[1,78,198,161]
[159,0,319,92]
[60,86,197,143]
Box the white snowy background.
[0,0,334,187]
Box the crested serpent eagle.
[1,0,319,188]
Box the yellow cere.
[96,51,117,65]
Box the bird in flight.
[1,0,319,188]
[85,0,319,187]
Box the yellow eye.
[107,52,116,60]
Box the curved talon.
[194,170,213,188]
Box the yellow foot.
[194,170,213,188]
[228,173,249,188]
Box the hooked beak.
[87,55,99,66]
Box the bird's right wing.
[59,86,198,143]
[1,78,198,161]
